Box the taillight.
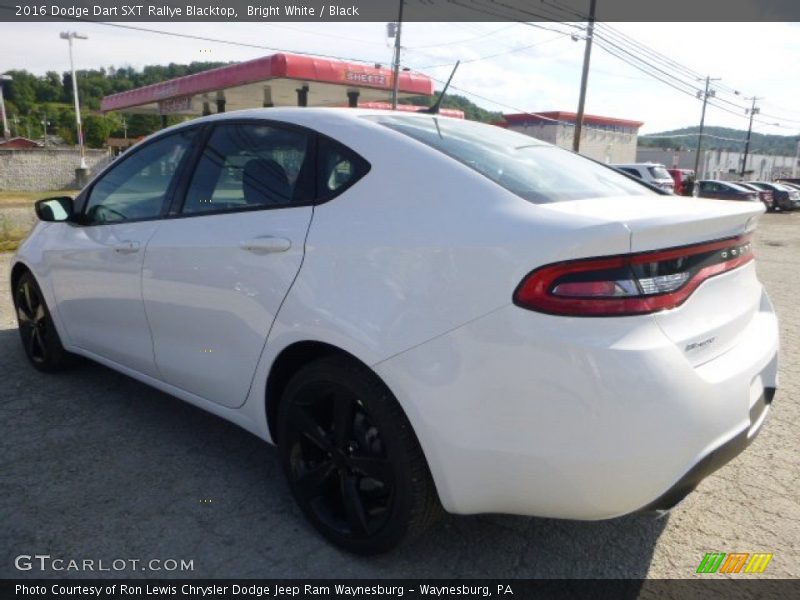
[514,235,753,316]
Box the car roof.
[165,107,460,129]
[139,107,474,148]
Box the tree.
[83,114,114,148]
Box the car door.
[47,128,198,377]
[141,121,318,408]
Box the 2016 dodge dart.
[10,109,778,554]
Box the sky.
[2,20,800,136]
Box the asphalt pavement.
[1,213,798,579]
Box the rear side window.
[317,136,370,201]
[648,166,671,179]
[182,123,313,214]
[366,115,654,203]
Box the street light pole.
[390,0,404,110]
[572,0,597,153]
[693,76,720,179]
[740,96,761,178]
[0,74,12,140]
[60,31,88,169]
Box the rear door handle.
[240,236,292,254]
[113,240,140,254]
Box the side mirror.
[35,196,74,222]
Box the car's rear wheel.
[14,271,75,372]
[277,355,440,554]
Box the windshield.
[365,115,656,203]
[725,182,754,192]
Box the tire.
[13,271,76,372]
[277,355,441,554]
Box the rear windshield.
[364,115,655,203]
[648,166,671,179]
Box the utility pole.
[572,0,596,152]
[60,31,88,169]
[693,76,720,179]
[41,113,49,147]
[740,96,762,177]
[0,73,12,140]
[794,137,800,179]
[390,0,404,110]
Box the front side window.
[182,123,312,214]
[84,129,196,224]
[366,115,654,203]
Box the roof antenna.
[420,61,460,115]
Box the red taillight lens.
[514,235,753,316]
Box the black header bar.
[2,0,800,22]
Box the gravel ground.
[1,213,798,579]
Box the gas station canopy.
[100,53,437,116]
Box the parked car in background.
[777,178,800,187]
[667,168,695,196]
[778,181,800,193]
[695,180,761,205]
[612,163,675,193]
[748,182,800,211]
[11,109,778,554]
[738,182,775,211]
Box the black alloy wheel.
[14,271,74,372]
[278,356,440,554]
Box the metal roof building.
[101,53,436,119]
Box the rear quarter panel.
[266,118,633,368]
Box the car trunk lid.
[541,196,764,365]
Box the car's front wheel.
[277,355,440,554]
[13,271,76,372]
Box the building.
[101,52,436,125]
[0,137,43,149]
[106,136,144,157]
[637,147,798,180]
[496,111,644,163]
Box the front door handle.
[241,236,292,254]
[113,240,140,254]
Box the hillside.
[640,126,798,156]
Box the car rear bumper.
[642,386,774,511]
[375,287,779,519]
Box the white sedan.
[11,108,778,554]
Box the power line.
[450,0,579,36]
[407,32,571,71]
[405,23,519,49]
[590,36,795,131]
[83,21,387,66]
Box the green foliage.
[640,126,798,156]
[3,62,230,146]
[400,92,503,123]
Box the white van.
[612,163,675,193]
